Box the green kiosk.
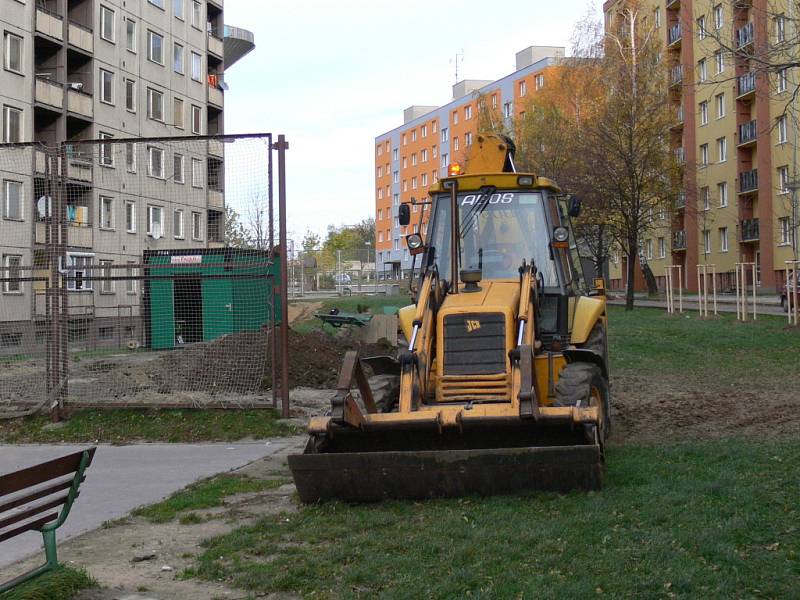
[143,248,280,350]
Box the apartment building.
[0,0,254,350]
[374,45,565,278]
[604,0,798,293]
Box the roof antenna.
[450,49,464,83]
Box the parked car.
[781,274,798,312]
[334,273,352,296]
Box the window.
[777,115,788,144]
[125,201,136,233]
[697,16,707,40]
[402,134,407,146]
[147,31,164,64]
[99,196,114,229]
[421,149,428,162]
[99,132,114,167]
[100,69,114,104]
[147,88,164,121]
[778,68,788,93]
[491,94,498,108]
[148,0,164,7]
[714,50,724,75]
[702,187,710,210]
[124,78,136,112]
[421,124,427,137]
[432,121,437,133]
[192,211,202,240]
[393,148,398,161]
[3,180,22,220]
[125,18,136,52]
[99,260,114,294]
[658,237,666,258]
[3,255,22,293]
[100,5,115,42]
[4,32,22,73]
[125,143,136,173]
[441,128,448,143]
[699,101,708,125]
[67,255,93,291]
[191,158,202,188]
[421,173,428,186]
[775,14,786,43]
[646,239,653,259]
[700,143,709,166]
[465,132,473,146]
[707,98,722,124]
[654,7,661,28]
[713,4,723,29]
[392,171,398,183]
[191,52,202,81]
[378,231,383,243]
[717,137,727,162]
[441,153,449,167]
[432,145,437,158]
[173,153,184,183]
[173,209,184,239]
[377,187,383,200]
[191,1,202,28]
[411,153,417,166]
[718,181,728,207]
[173,97,184,129]
[519,80,527,96]
[465,106,472,120]
[147,206,163,237]
[191,105,201,134]
[148,146,164,178]
[402,156,407,169]
[126,262,137,294]
[411,176,417,190]
[720,227,728,252]
[778,165,790,193]
[536,74,546,89]
[503,102,512,118]
[3,106,21,143]
[174,0,184,20]
[173,42,184,74]
[452,111,458,125]
[698,58,707,82]
[411,129,417,142]
[779,217,792,245]
[703,229,711,254]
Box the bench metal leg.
[42,527,58,569]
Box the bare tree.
[245,192,270,251]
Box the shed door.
[149,256,175,350]
[202,255,234,341]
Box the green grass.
[291,295,411,334]
[0,566,95,600]
[607,305,799,379]
[186,440,800,599]
[0,409,300,444]
[132,474,289,523]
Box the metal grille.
[442,312,506,375]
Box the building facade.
[0,0,254,351]
[373,46,565,278]
[604,0,798,293]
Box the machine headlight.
[553,226,570,243]
[406,233,424,254]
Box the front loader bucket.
[289,430,602,503]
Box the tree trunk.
[625,238,638,310]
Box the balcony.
[208,190,224,209]
[738,119,757,146]
[68,21,93,53]
[675,192,686,210]
[67,89,93,119]
[66,157,92,183]
[208,85,223,108]
[668,24,682,47]
[223,25,255,68]
[672,230,687,251]
[737,72,756,99]
[208,139,223,158]
[739,169,758,194]
[669,64,683,89]
[35,8,64,41]
[208,33,224,58]
[736,22,754,49]
[674,147,685,165]
[670,105,684,130]
[34,77,64,109]
[666,0,680,8]
[740,218,759,242]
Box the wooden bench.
[0,447,96,593]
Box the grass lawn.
[0,566,95,600]
[607,305,798,379]
[291,295,410,334]
[187,439,800,599]
[0,408,299,444]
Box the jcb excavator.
[289,134,611,502]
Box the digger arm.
[398,270,437,412]
[512,264,541,418]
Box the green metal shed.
[143,248,280,350]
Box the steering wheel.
[481,246,514,272]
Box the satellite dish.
[37,196,52,218]
[151,223,163,240]
[219,81,230,91]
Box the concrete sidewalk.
[0,439,297,568]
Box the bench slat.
[0,448,96,497]
[0,477,85,516]
[0,513,58,544]
[0,494,70,531]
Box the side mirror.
[398,203,411,226]
[568,196,582,218]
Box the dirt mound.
[149,328,393,394]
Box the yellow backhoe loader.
[289,134,611,502]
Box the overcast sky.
[221,0,605,244]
